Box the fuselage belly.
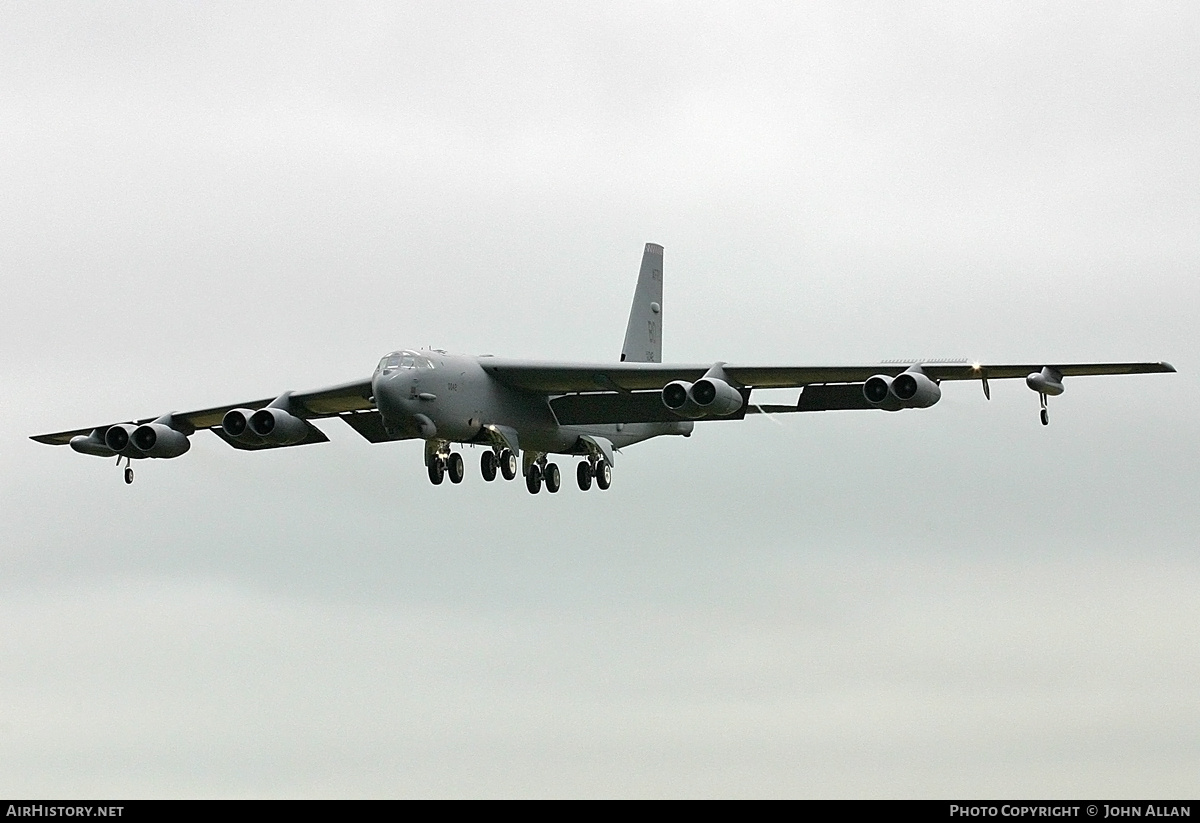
[371,350,690,456]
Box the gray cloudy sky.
[2,1,1198,798]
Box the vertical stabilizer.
[621,243,664,362]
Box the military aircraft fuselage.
[371,349,692,455]
[30,242,1174,491]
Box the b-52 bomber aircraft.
[33,243,1175,493]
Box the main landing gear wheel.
[1040,408,1049,426]
[481,450,498,481]
[595,461,612,490]
[447,452,465,484]
[124,466,134,485]
[576,461,593,491]
[499,449,517,481]
[544,462,561,493]
[525,464,542,494]
[427,456,445,485]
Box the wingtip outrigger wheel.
[116,454,135,484]
[1027,367,1063,427]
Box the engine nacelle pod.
[689,377,744,416]
[248,407,309,446]
[662,380,706,419]
[1026,367,1064,396]
[131,423,191,459]
[70,429,116,458]
[891,371,941,408]
[863,375,903,411]
[103,423,144,456]
[222,408,264,443]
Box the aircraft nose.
[372,371,418,415]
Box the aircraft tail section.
[621,243,664,362]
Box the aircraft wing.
[480,360,712,393]
[483,358,1175,394]
[528,360,1174,425]
[30,378,375,447]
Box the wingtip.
[1162,361,1177,372]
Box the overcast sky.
[2,1,1198,797]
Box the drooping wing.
[31,378,375,447]
[484,358,1175,394]
[497,359,1175,425]
[727,361,1176,387]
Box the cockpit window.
[378,351,433,373]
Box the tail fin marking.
[620,243,664,363]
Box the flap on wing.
[551,392,679,424]
[796,383,874,411]
[337,410,417,443]
[550,391,750,425]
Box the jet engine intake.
[248,407,308,445]
[689,377,744,416]
[863,375,903,411]
[891,371,941,408]
[662,380,705,418]
[131,423,191,459]
[103,423,142,455]
[221,408,263,443]
[864,370,941,410]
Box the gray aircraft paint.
[370,249,691,476]
[6,4,1198,796]
[30,243,1173,489]
[371,349,685,459]
[621,243,665,364]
